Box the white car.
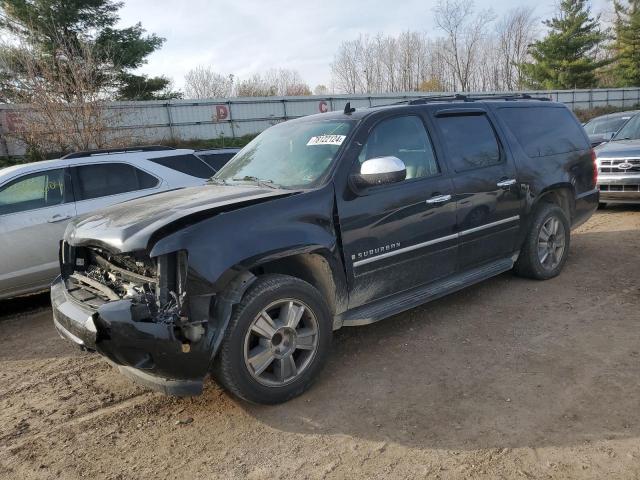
[0,146,222,300]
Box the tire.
[514,203,571,280]
[213,274,332,404]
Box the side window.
[197,153,236,172]
[148,154,216,179]
[73,163,159,201]
[436,114,501,171]
[358,116,439,180]
[496,107,589,157]
[0,169,66,215]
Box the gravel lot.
[1,207,639,480]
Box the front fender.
[150,186,339,292]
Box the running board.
[338,257,514,327]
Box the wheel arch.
[531,184,575,221]
[247,249,348,319]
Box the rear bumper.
[572,188,599,228]
[598,174,640,204]
[51,276,206,396]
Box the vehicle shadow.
[0,291,50,320]
[241,228,640,450]
[0,292,73,362]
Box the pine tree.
[522,0,606,89]
[611,0,640,86]
[0,0,179,101]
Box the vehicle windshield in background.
[612,114,640,141]
[214,119,355,188]
[584,115,632,135]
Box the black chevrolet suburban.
[52,95,599,404]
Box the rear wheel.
[213,274,332,404]
[514,203,570,280]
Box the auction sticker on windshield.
[307,135,346,146]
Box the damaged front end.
[52,243,217,396]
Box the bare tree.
[496,7,538,90]
[433,0,496,92]
[236,68,311,97]
[313,84,329,95]
[331,38,364,94]
[184,66,234,99]
[0,36,135,158]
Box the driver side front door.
[336,114,458,308]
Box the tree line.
[332,0,640,94]
[1,0,640,105]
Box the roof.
[0,148,195,182]
[294,94,560,123]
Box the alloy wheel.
[243,299,319,387]
[537,216,566,270]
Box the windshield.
[612,114,640,141]
[584,116,631,135]
[214,119,355,188]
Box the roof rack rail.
[61,145,175,160]
[406,93,551,106]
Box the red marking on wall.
[2,112,23,132]
[319,101,329,113]
[215,105,229,121]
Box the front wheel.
[514,203,571,280]
[213,274,332,404]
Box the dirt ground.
[1,207,639,480]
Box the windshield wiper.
[207,177,229,185]
[231,176,280,189]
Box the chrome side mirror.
[350,156,406,190]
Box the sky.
[117,0,612,91]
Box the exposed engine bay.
[64,245,206,344]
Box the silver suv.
[0,146,228,300]
[595,114,640,206]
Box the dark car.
[51,95,599,404]
[583,110,639,147]
[594,113,640,205]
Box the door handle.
[426,194,452,205]
[497,178,517,189]
[47,214,71,223]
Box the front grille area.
[63,245,158,310]
[599,158,640,173]
[599,184,640,192]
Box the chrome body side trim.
[352,215,520,268]
[458,215,520,237]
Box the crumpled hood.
[595,139,640,158]
[65,184,296,253]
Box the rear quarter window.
[149,154,215,179]
[197,153,236,171]
[496,107,588,158]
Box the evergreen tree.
[611,0,640,86]
[0,0,178,101]
[522,0,606,89]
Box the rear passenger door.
[72,162,163,217]
[431,108,522,270]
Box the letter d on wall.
[215,105,229,121]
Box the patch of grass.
[0,156,25,169]
[166,134,257,150]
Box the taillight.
[591,149,598,187]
